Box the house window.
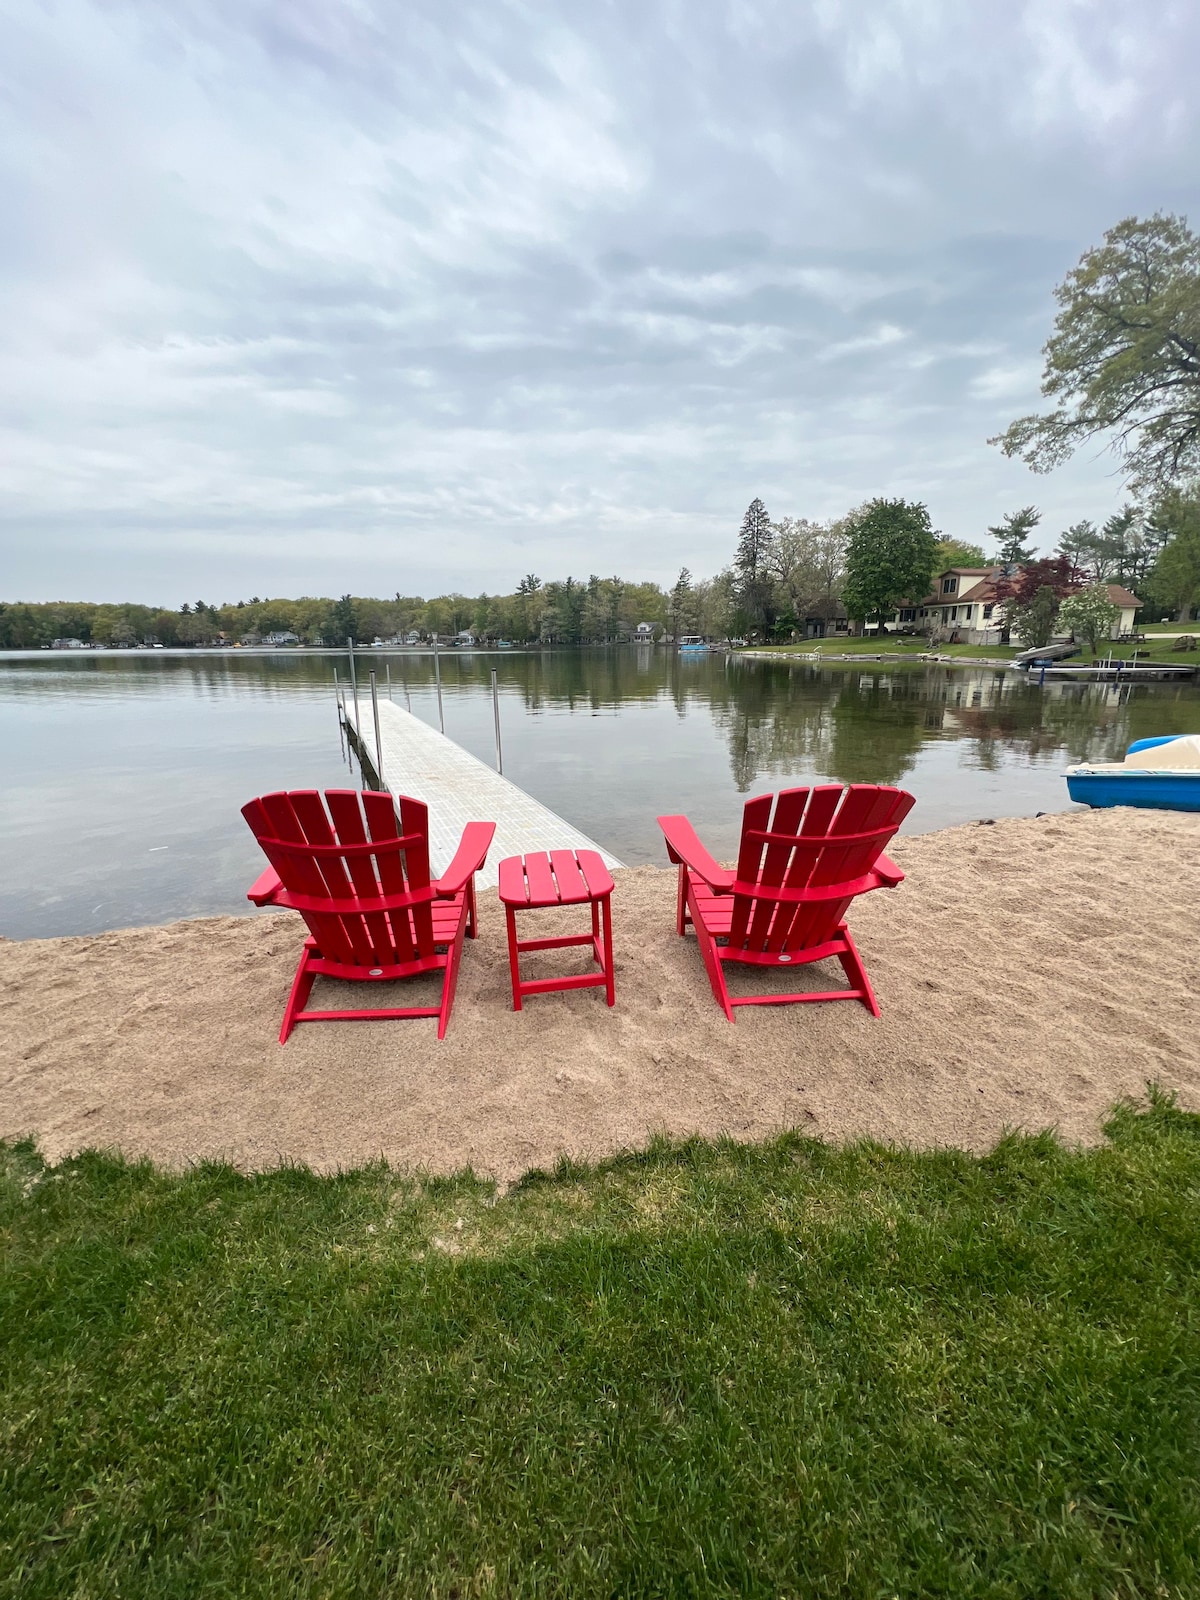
[948,606,958,620]
[942,577,958,595]
[983,603,994,619]
[960,606,973,623]
[899,608,915,622]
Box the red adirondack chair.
[658,783,914,1020]
[243,789,495,1043]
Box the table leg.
[505,904,523,1011]
[601,893,615,1006]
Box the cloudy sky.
[2,0,1198,604]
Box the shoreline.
[2,808,1197,1181]
[740,648,1017,668]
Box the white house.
[871,568,1142,645]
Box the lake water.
[3,647,1198,939]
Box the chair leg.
[466,878,478,939]
[838,928,881,1017]
[437,897,471,1040]
[279,947,317,1044]
[676,864,689,935]
[687,881,735,1022]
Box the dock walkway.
[344,698,622,890]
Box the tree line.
[0,579,674,651]
[5,211,1200,651]
[3,477,1196,652]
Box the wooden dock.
[343,698,622,889]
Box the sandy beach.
[1,807,1197,1181]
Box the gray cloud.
[2,0,1198,601]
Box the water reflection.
[1,648,1197,938]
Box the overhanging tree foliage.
[991,213,1200,493]
[841,499,938,627]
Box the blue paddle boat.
[1065,735,1200,812]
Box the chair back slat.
[744,787,811,952]
[256,791,364,967]
[764,785,844,952]
[396,795,435,953]
[726,784,914,955]
[728,794,773,948]
[325,791,405,965]
[791,786,903,949]
[285,790,379,967]
[364,791,421,965]
[242,789,444,969]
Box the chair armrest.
[872,853,905,889]
[247,866,284,906]
[434,821,496,898]
[657,815,736,891]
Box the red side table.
[497,849,615,1010]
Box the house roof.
[913,566,1003,608]
[956,577,1004,603]
[900,574,1141,616]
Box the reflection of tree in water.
[937,675,1143,767]
[704,661,1189,794]
[825,673,929,785]
[707,664,835,791]
[707,665,931,791]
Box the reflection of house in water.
[916,669,1014,732]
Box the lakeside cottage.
[870,566,1142,645]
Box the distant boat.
[1065,735,1200,812]
[677,636,707,653]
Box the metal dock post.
[491,669,503,774]
[369,671,385,790]
[433,636,445,734]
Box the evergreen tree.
[988,506,1041,565]
[329,593,358,643]
[669,567,695,637]
[733,498,776,632]
[1055,520,1096,574]
[515,574,542,641]
[1147,485,1200,620]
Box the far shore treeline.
[6,214,1200,652]
[3,483,1198,650]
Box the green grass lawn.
[753,635,1200,666]
[3,1095,1199,1598]
[752,638,1016,662]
